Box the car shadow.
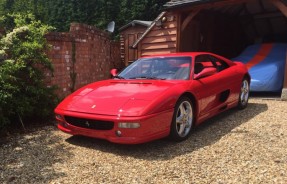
[250,92,281,99]
[65,102,268,161]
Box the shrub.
[0,13,56,130]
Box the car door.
[193,54,234,119]
[209,54,241,104]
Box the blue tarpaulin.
[233,43,287,92]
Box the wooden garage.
[123,0,287,99]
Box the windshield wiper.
[129,76,166,80]
[113,76,125,79]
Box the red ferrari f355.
[55,52,250,144]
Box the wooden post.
[270,0,287,17]
[281,51,287,100]
[176,12,182,52]
[181,9,201,32]
[270,0,287,99]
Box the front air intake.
[64,116,114,130]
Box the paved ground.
[0,98,287,183]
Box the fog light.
[115,130,122,137]
[118,122,140,129]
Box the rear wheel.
[238,78,250,109]
[170,97,194,141]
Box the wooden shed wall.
[120,25,147,66]
[138,12,178,56]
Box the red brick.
[46,23,122,98]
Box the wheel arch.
[237,74,250,110]
[178,92,198,123]
[169,91,198,141]
[244,73,251,83]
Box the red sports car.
[55,52,250,144]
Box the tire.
[169,97,194,141]
[237,78,250,110]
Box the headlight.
[118,122,140,129]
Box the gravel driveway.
[1,98,287,183]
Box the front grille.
[64,116,114,130]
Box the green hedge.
[0,13,57,130]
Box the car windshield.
[118,57,192,80]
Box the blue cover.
[233,43,287,92]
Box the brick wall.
[45,23,123,98]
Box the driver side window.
[194,55,216,74]
[209,55,229,72]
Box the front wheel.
[238,78,250,109]
[169,97,194,141]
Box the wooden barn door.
[126,34,136,65]
[125,33,143,65]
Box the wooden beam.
[270,0,287,94]
[253,11,283,19]
[284,51,287,88]
[270,0,287,17]
[281,51,287,100]
[181,9,200,32]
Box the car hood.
[56,80,183,116]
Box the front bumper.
[55,109,173,144]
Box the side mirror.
[110,69,118,77]
[194,68,217,80]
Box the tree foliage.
[0,0,169,33]
[0,0,169,129]
[0,13,56,129]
